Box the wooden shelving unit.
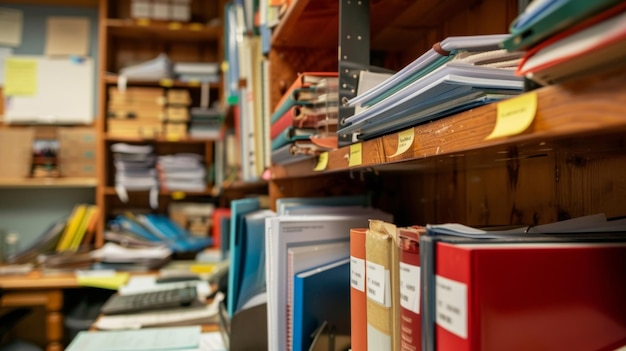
[95,0,228,245]
[266,0,626,229]
[0,177,97,188]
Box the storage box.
[57,127,96,160]
[171,0,191,22]
[166,89,191,105]
[151,0,170,20]
[166,106,189,121]
[0,129,34,178]
[130,0,151,19]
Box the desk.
[0,271,79,351]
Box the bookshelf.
[266,1,626,228]
[261,3,626,345]
[95,0,228,246]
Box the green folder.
[501,0,622,51]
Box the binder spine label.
[350,256,365,292]
[399,262,420,314]
[366,260,390,306]
[435,275,468,339]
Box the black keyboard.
[101,285,198,315]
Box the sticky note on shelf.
[314,152,329,171]
[349,143,362,167]
[486,92,537,140]
[389,128,414,157]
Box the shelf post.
[338,0,370,147]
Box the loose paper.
[4,58,37,96]
[0,8,23,47]
[45,16,90,57]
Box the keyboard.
[101,285,198,315]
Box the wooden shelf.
[103,187,213,196]
[271,0,478,50]
[106,19,222,42]
[0,177,97,188]
[271,65,626,179]
[104,134,218,143]
[0,0,97,6]
[103,75,221,89]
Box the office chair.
[0,291,43,351]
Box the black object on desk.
[100,285,198,315]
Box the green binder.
[501,0,622,51]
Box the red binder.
[435,241,626,351]
[398,226,425,351]
[350,227,368,351]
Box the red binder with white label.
[435,241,626,351]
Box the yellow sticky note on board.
[172,191,186,200]
[314,152,329,171]
[486,93,537,140]
[349,143,362,167]
[389,128,414,157]
[4,58,37,96]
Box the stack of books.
[503,0,626,86]
[107,87,165,138]
[156,153,207,192]
[111,143,159,209]
[340,34,525,140]
[163,89,191,139]
[173,62,220,83]
[269,73,339,165]
[188,106,223,139]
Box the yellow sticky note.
[168,22,182,30]
[136,18,150,26]
[4,58,37,96]
[349,143,362,167]
[189,23,204,31]
[486,93,537,140]
[389,128,414,157]
[172,191,186,200]
[187,80,200,87]
[314,152,329,171]
[160,78,174,87]
[77,272,130,290]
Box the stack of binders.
[340,34,524,141]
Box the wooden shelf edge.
[105,19,222,39]
[0,177,98,188]
[271,65,626,179]
[103,187,214,196]
[104,134,218,143]
[103,75,222,89]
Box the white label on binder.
[399,262,420,314]
[366,260,389,306]
[350,256,365,292]
[435,275,468,339]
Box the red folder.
[435,241,626,351]
[350,228,368,351]
[211,208,231,250]
[398,226,425,351]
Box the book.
[56,204,87,252]
[265,210,393,351]
[235,209,276,312]
[433,238,626,351]
[227,197,265,316]
[501,0,623,51]
[292,258,351,351]
[271,72,338,124]
[365,219,399,351]
[287,241,350,351]
[515,2,626,86]
[350,227,368,351]
[270,126,317,151]
[397,226,425,351]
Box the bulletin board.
[4,55,94,124]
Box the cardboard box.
[166,89,191,105]
[166,106,189,121]
[131,0,151,19]
[57,127,97,160]
[0,129,34,178]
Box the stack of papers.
[111,143,159,209]
[340,35,524,140]
[90,242,172,271]
[157,153,207,192]
[66,326,202,351]
[119,53,173,81]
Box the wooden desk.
[0,271,79,351]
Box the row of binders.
[223,192,626,351]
